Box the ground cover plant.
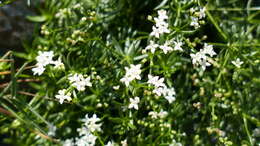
[0,0,260,145]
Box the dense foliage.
[0,0,260,145]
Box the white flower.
[69,74,92,91]
[200,59,211,71]
[105,141,116,146]
[148,111,158,119]
[166,87,176,97]
[47,124,57,137]
[128,97,140,110]
[63,138,75,146]
[190,8,196,14]
[157,10,168,20]
[190,53,202,66]
[120,64,142,86]
[165,94,176,103]
[158,24,170,34]
[190,16,200,29]
[82,114,102,132]
[148,74,165,87]
[113,85,120,90]
[173,41,183,51]
[169,139,182,146]
[198,7,206,19]
[145,41,159,53]
[152,87,167,96]
[202,43,216,57]
[150,26,161,38]
[164,87,176,103]
[121,139,128,146]
[120,77,132,87]
[68,73,82,83]
[32,65,45,75]
[77,126,89,136]
[55,89,72,104]
[52,58,64,69]
[75,133,97,146]
[158,110,168,118]
[83,76,92,87]
[160,42,173,54]
[154,17,168,28]
[36,51,54,67]
[232,58,244,68]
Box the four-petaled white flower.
[105,141,116,146]
[152,86,167,96]
[63,139,74,146]
[164,87,176,103]
[120,64,142,86]
[69,73,92,91]
[81,114,102,132]
[150,26,161,38]
[121,139,128,146]
[145,40,159,53]
[160,41,173,54]
[202,43,216,57]
[169,139,183,146]
[158,110,168,118]
[32,65,45,75]
[173,41,183,51]
[148,74,165,88]
[198,7,206,19]
[148,111,158,119]
[128,97,140,110]
[52,57,64,69]
[36,51,54,67]
[157,10,168,20]
[190,16,200,29]
[232,58,244,68]
[75,130,97,146]
[55,89,72,104]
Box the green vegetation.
[0,0,259,145]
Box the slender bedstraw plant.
[0,0,259,145]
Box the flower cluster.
[55,73,92,104]
[63,114,102,146]
[150,10,170,38]
[128,97,140,110]
[81,114,102,132]
[55,89,72,104]
[148,74,176,103]
[190,43,216,70]
[148,110,168,119]
[120,64,142,86]
[68,73,92,91]
[32,51,64,75]
[144,10,183,54]
[190,7,206,29]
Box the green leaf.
[26,15,47,22]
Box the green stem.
[243,114,253,145]
[205,8,228,41]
